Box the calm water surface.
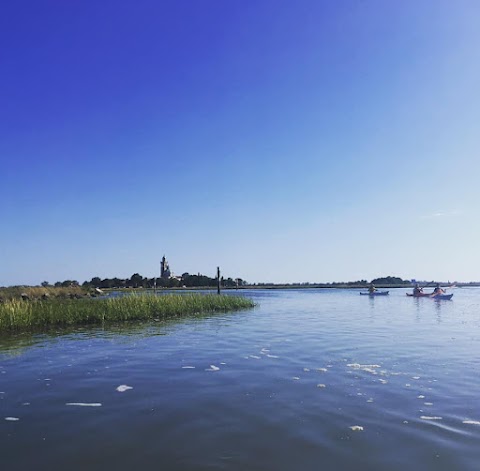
[1,288,480,470]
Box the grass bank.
[0,285,88,301]
[0,293,255,332]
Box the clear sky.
[2,1,480,286]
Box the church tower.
[160,255,171,279]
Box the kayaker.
[413,283,423,296]
[368,284,377,294]
[432,284,445,295]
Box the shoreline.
[106,283,479,292]
[0,293,255,332]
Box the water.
[1,288,480,470]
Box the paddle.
[429,282,450,297]
[422,280,435,290]
[411,279,435,293]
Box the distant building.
[160,255,171,279]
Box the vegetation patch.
[0,293,255,332]
[0,285,88,302]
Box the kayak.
[360,291,389,296]
[432,293,453,300]
[406,293,453,300]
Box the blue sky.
[1,1,480,285]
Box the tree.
[371,276,408,285]
[90,277,102,288]
[130,273,143,288]
[168,277,180,288]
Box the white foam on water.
[317,384,326,388]
[206,365,220,371]
[261,348,270,353]
[182,366,195,369]
[303,368,310,372]
[316,368,327,373]
[66,403,102,407]
[405,383,411,387]
[5,417,19,421]
[348,364,382,376]
[349,425,363,431]
[403,420,409,424]
[116,385,133,392]
[249,355,261,359]
[418,395,425,399]
[22,403,30,406]
[379,379,388,384]
[424,402,433,406]
[292,377,300,380]
[412,376,421,380]
[367,398,374,403]
[420,416,442,420]
[220,362,226,365]
[463,420,480,425]
[347,364,381,369]
[266,355,279,358]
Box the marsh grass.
[0,285,86,301]
[0,293,255,331]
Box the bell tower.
[160,255,171,279]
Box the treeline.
[370,276,410,285]
[40,273,247,290]
[27,275,413,290]
[253,276,411,287]
[253,280,369,287]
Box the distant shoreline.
[2,283,477,302]
[111,282,480,291]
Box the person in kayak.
[432,284,445,296]
[413,283,423,296]
[368,284,377,294]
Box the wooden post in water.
[154,261,160,295]
[217,266,221,295]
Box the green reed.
[0,285,87,301]
[0,293,255,332]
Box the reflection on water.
[0,307,246,356]
[1,288,480,471]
